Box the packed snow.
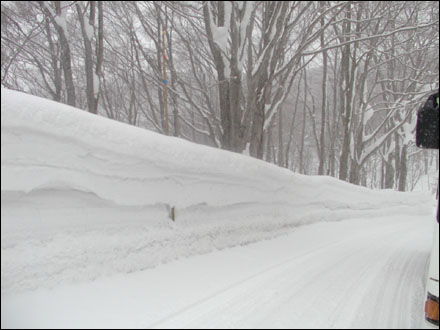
[1,88,438,328]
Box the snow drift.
[1,88,433,294]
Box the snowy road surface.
[1,212,434,329]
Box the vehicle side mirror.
[416,91,439,149]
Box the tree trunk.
[397,144,408,192]
[278,107,284,167]
[203,1,233,151]
[338,5,353,182]
[50,1,76,107]
[77,2,96,113]
[318,1,327,175]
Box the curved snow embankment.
[1,88,435,293]
[1,87,427,209]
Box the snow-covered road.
[150,215,431,329]
[1,212,434,329]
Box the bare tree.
[76,1,103,114]
[39,1,76,107]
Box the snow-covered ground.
[2,214,436,329]
[1,88,438,328]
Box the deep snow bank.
[1,88,428,208]
[1,88,434,293]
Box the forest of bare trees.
[1,1,439,192]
